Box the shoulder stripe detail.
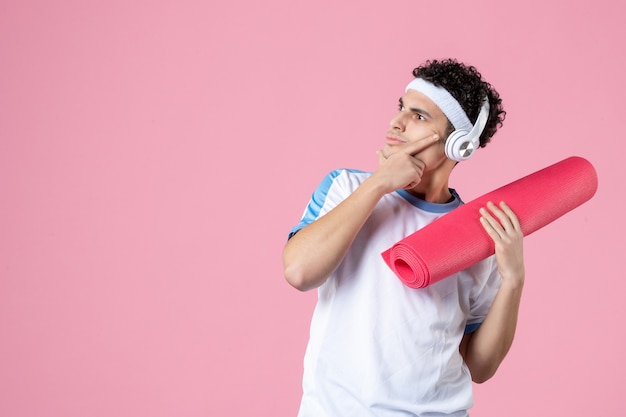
[288,169,364,239]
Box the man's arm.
[282,176,387,291]
[460,201,525,383]
[282,135,439,291]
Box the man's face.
[383,89,452,168]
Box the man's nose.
[389,112,406,131]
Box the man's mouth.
[385,135,405,145]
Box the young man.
[283,59,525,416]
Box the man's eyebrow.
[399,97,433,119]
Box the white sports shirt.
[289,169,502,417]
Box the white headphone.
[444,99,490,162]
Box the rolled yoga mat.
[381,156,598,289]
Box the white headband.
[405,78,472,131]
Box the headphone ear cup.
[445,99,490,162]
[445,130,471,162]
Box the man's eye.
[398,104,405,111]
[413,113,425,121]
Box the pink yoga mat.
[382,156,598,289]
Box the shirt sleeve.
[287,169,353,240]
[464,255,502,333]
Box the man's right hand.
[374,133,439,192]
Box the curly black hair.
[413,59,505,148]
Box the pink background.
[1,0,623,415]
